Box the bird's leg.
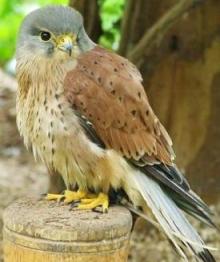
[45,190,95,203]
[46,190,109,213]
[77,192,109,213]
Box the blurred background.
[0,0,219,261]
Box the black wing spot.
[138,92,141,98]
[131,110,137,116]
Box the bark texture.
[69,0,102,42]
[141,0,220,202]
[69,0,220,203]
[3,198,132,262]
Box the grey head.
[16,5,95,59]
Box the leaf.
[98,0,125,50]
[0,0,68,66]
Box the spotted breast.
[16,57,106,190]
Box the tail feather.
[144,165,212,215]
[199,250,216,262]
[170,192,217,228]
[132,171,216,262]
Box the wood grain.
[3,197,132,262]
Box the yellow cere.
[56,33,77,46]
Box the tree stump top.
[3,197,132,254]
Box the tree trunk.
[69,0,220,203]
[69,0,102,42]
[138,0,220,203]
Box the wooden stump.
[3,197,132,262]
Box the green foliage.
[0,0,125,67]
[98,0,125,50]
[0,0,67,66]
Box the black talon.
[103,208,108,214]
[70,200,81,209]
[92,207,101,213]
[58,196,65,202]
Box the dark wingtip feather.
[144,164,212,214]
[130,160,217,228]
[198,249,216,262]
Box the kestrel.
[16,5,216,262]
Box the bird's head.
[16,5,95,62]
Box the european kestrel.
[16,5,216,262]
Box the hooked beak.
[57,35,76,56]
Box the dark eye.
[40,31,51,41]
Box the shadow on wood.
[3,197,132,262]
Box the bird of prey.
[16,5,216,262]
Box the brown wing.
[64,46,174,165]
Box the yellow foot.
[45,190,91,204]
[77,193,109,213]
